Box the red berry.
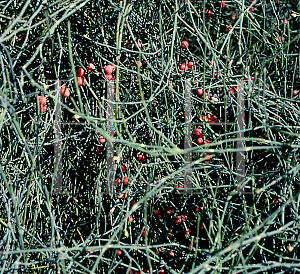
[167,233,173,239]
[174,215,182,224]
[99,136,106,144]
[95,148,102,155]
[122,166,125,172]
[129,216,133,223]
[160,270,165,274]
[104,65,114,74]
[134,60,142,67]
[205,140,210,145]
[77,76,85,86]
[182,214,187,221]
[116,249,122,256]
[105,74,113,80]
[194,206,200,212]
[168,251,175,257]
[248,6,254,12]
[204,154,212,161]
[293,90,299,96]
[196,89,203,96]
[138,154,145,163]
[181,40,189,49]
[87,62,95,72]
[184,228,191,235]
[229,88,235,95]
[273,197,278,204]
[187,61,194,68]
[219,1,225,8]
[154,210,160,216]
[205,9,211,14]
[197,138,204,145]
[165,209,172,215]
[37,96,47,112]
[179,63,188,70]
[123,176,128,186]
[61,86,70,98]
[200,223,205,229]
[134,41,141,48]
[231,13,236,20]
[225,25,232,32]
[142,231,148,237]
[193,128,203,138]
[115,178,121,185]
[76,68,85,77]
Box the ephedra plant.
[0,0,300,273]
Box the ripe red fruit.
[195,89,203,96]
[205,9,211,14]
[194,206,200,212]
[174,215,182,224]
[99,136,106,144]
[187,61,194,68]
[129,216,133,223]
[95,148,102,155]
[273,197,278,204]
[168,251,175,257]
[181,40,189,49]
[37,96,47,112]
[61,86,70,98]
[167,233,173,239]
[134,60,142,67]
[193,128,203,138]
[154,210,160,216]
[197,138,204,145]
[231,13,236,20]
[87,62,95,72]
[123,176,128,186]
[200,223,205,229]
[76,68,85,77]
[229,87,235,95]
[205,140,210,145]
[104,65,114,74]
[184,228,191,235]
[204,154,212,161]
[116,249,122,256]
[160,269,165,274]
[225,25,232,32]
[142,231,148,237]
[115,178,121,185]
[179,63,188,71]
[105,74,113,80]
[248,6,254,12]
[219,1,225,8]
[122,163,128,172]
[138,154,145,163]
[77,76,84,86]
[165,208,172,215]
[134,41,141,48]
[182,214,187,221]
[293,90,299,96]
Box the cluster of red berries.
[206,9,212,20]
[104,64,116,80]
[193,128,212,162]
[179,61,194,73]
[76,63,95,87]
[195,88,208,100]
